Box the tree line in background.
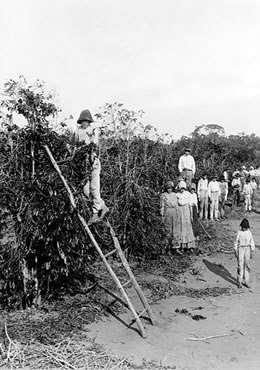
[1,76,260,308]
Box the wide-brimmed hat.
[184,147,191,152]
[77,109,93,124]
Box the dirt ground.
[87,193,260,370]
[1,193,260,369]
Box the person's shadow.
[203,259,237,286]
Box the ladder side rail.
[77,213,147,337]
[107,221,154,324]
[44,145,77,208]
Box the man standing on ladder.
[75,109,109,225]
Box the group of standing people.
[231,166,258,212]
[160,147,259,254]
[160,148,198,253]
[160,180,197,253]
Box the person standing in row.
[160,181,181,252]
[250,177,257,210]
[223,169,229,183]
[178,148,196,186]
[176,186,196,251]
[219,176,228,218]
[231,173,242,207]
[197,173,209,220]
[234,218,255,289]
[208,175,220,220]
[240,166,248,192]
[243,178,253,213]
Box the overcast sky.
[1,0,260,137]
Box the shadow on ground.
[203,259,237,286]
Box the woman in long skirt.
[160,181,181,253]
[177,186,196,251]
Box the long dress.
[160,192,180,248]
[177,191,195,249]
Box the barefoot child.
[234,218,255,288]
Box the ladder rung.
[128,307,148,328]
[122,279,132,287]
[104,249,117,258]
[138,307,148,318]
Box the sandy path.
[87,192,260,370]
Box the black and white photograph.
[1,1,260,369]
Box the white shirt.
[243,183,253,196]
[219,182,228,199]
[234,230,255,251]
[249,169,256,177]
[197,178,208,193]
[178,154,196,174]
[223,171,228,181]
[208,180,220,197]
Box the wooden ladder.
[44,145,154,337]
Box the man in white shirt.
[208,176,221,220]
[178,148,196,186]
[197,173,209,220]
